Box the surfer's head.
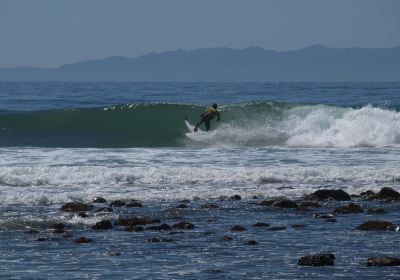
[212,103,218,109]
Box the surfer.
[194,103,220,131]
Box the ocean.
[1,82,400,279]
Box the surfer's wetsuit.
[195,106,220,131]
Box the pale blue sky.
[1,0,399,68]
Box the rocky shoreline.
[16,186,400,272]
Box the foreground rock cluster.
[24,187,400,268]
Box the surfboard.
[184,117,201,132]
[184,117,215,142]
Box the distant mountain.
[1,45,399,82]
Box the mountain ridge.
[1,45,399,82]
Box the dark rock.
[231,225,246,232]
[314,213,335,219]
[161,238,174,242]
[24,229,39,234]
[258,199,275,206]
[223,235,233,241]
[229,195,242,200]
[125,225,144,232]
[385,225,400,231]
[377,187,400,199]
[52,222,65,230]
[104,252,121,256]
[77,212,88,218]
[268,226,287,231]
[367,208,387,214]
[176,203,188,208]
[146,224,172,231]
[201,204,219,209]
[51,228,65,234]
[73,237,93,244]
[110,200,126,207]
[36,237,47,242]
[180,199,190,203]
[91,220,113,230]
[292,224,306,228]
[333,203,364,214]
[92,197,107,204]
[298,253,335,266]
[247,240,258,245]
[252,222,270,227]
[95,207,113,213]
[272,199,298,209]
[60,202,95,213]
[117,216,160,226]
[173,222,194,230]
[147,237,161,242]
[360,190,375,196]
[126,201,143,208]
[357,220,394,231]
[365,256,400,266]
[299,201,322,208]
[311,189,351,201]
[204,269,223,273]
[252,196,258,199]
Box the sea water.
[1,82,400,279]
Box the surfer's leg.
[204,119,211,131]
[195,117,205,130]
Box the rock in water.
[311,189,351,201]
[91,220,113,230]
[356,220,394,231]
[333,203,364,214]
[365,256,400,266]
[298,253,335,266]
[60,202,95,213]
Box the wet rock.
[24,228,39,234]
[360,190,375,197]
[299,201,322,209]
[147,237,161,243]
[365,256,400,266]
[201,204,219,209]
[146,224,172,231]
[50,228,65,234]
[356,220,394,231]
[272,199,298,209]
[252,222,270,227]
[204,269,223,274]
[104,252,121,257]
[60,202,95,213]
[385,225,400,231]
[110,200,126,207]
[252,196,258,199]
[125,225,144,232]
[333,203,364,214]
[223,235,233,241]
[36,237,47,242]
[95,207,113,213]
[126,201,143,208]
[91,220,113,230]
[77,212,88,218]
[52,222,65,230]
[176,203,188,208]
[258,199,275,206]
[73,237,93,244]
[247,240,258,245]
[298,253,335,266]
[310,189,351,201]
[229,195,242,200]
[92,197,107,204]
[377,187,400,199]
[231,225,246,232]
[367,208,387,214]
[117,216,160,226]
[268,226,287,231]
[314,213,335,219]
[292,224,306,229]
[173,222,194,230]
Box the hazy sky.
[1,0,399,68]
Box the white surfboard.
[184,117,215,142]
[184,117,202,132]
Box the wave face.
[0,102,399,147]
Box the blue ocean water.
[1,82,400,279]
